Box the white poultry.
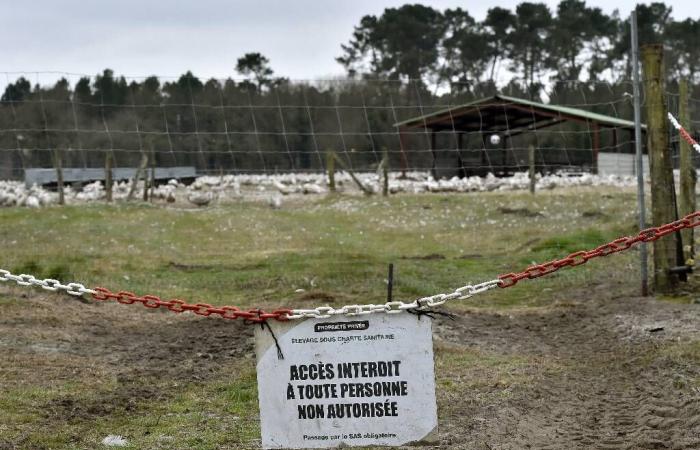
[268,195,282,209]
[301,183,324,195]
[187,190,214,207]
[0,169,669,209]
[273,180,295,195]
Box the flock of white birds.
[0,171,642,208]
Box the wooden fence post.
[142,153,150,202]
[326,149,336,192]
[528,144,536,195]
[149,146,156,202]
[54,149,65,205]
[679,78,696,264]
[382,147,389,197]
[105,153,113,202]
[128,153,149,201]
[642,44,679,292]
[333,153,372,195]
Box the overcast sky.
[2,0,698,87]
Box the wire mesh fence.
[4,72,697,182]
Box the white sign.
[254,313,438,449]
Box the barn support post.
[500,135,507,175]
[457,133,465,178]
[3,142,13,180]
[480,133,493,176]
[592,123,600,174]
[678,78,696,264]
[642,43,679,292]
[398,127,409,178]
[528,144,536,195]
[430,131,437,180]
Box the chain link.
[285,279,501,320]
[3,211,700,323]
[668,113,700,154]
[498,211,700,289]
[0,265,500,322]
[0,269,95,296]
[89,287,291,324]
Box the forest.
[1,1,698,178]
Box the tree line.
[0,1,698,178]
[338,1,699,95]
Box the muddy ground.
[1,282,699,449]
[435,284,700,449]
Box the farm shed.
[23,166,196,187]
[394,94,647,178]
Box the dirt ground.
[2,281,699,449]
[435,284,700,449]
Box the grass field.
[2,187,699,449]
[1,188,641,309]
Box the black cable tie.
[261,321,284,360]
[406,308,456,321]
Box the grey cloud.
[1,0,697,87]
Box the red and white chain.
[0,269,96,297]
[668,113,700,153]
[285,278,501,319]
[0,267,499,323]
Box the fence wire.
[0,73,671,180]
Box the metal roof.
[394,94,645,135]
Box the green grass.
[436,344,537,392]
[0,356,263,449]
[0,189,640,310]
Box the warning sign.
[254,313,437,449]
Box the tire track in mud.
[434,290,700,449]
